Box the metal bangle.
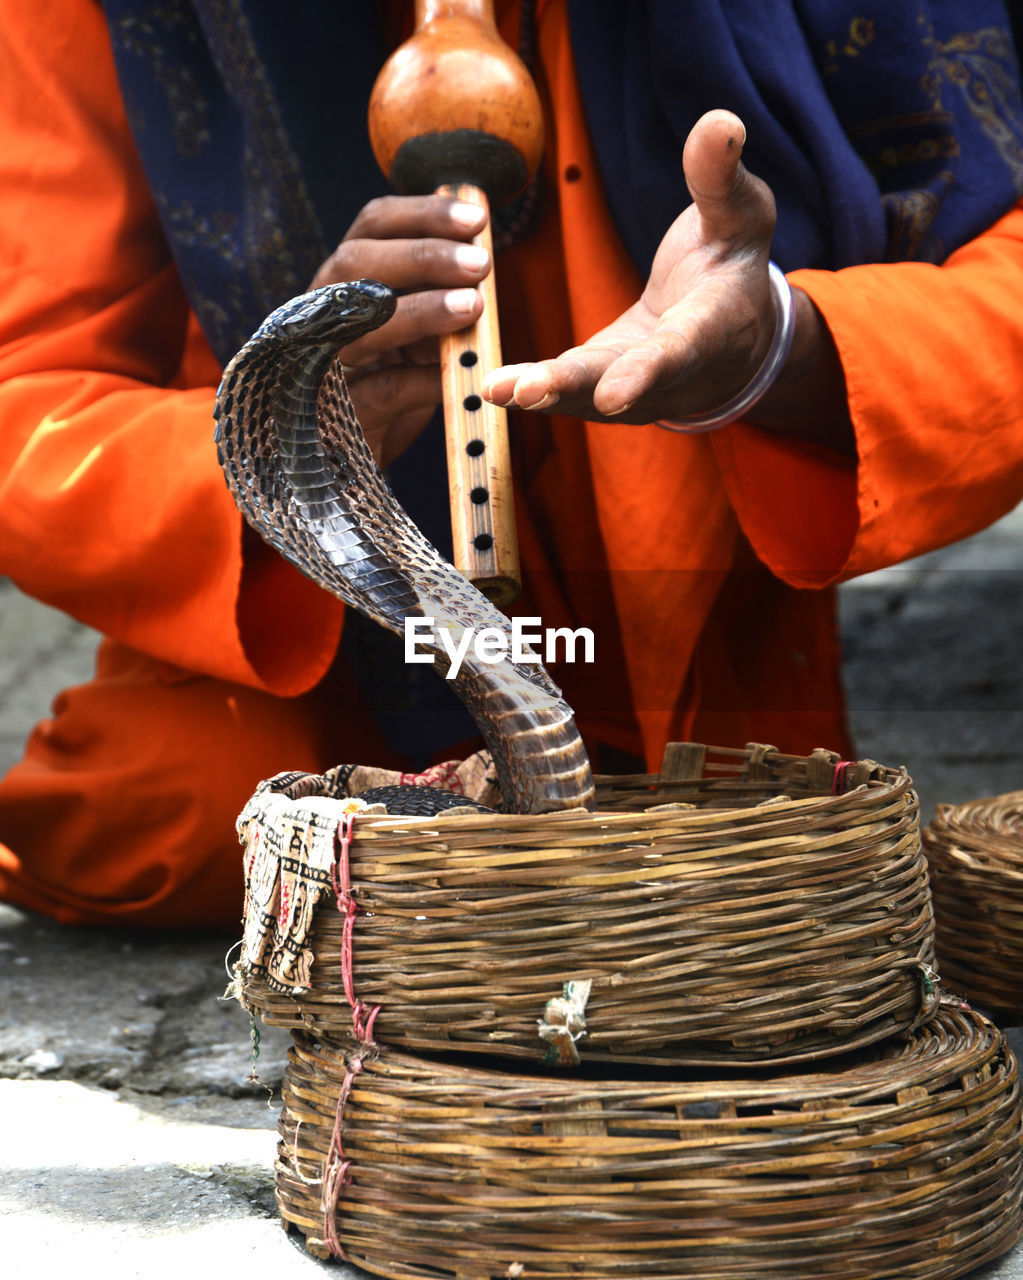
[657,261,795,434]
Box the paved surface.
[2,503,1022,1278]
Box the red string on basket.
[832,761,856,795]
[322,1053,363,1260]
[332,812,382,1045]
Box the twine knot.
[538,978,593,1066]
[333,812,382,1045]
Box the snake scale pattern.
[214,279,595,814]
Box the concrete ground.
[2,503,1023,1278]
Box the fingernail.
[454,244,489,273]
[444,288,478,315]
[520,391,560,412]
[481,375,510,407]
[450,201,485,229]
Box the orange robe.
[1,0,1022,928]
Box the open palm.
[482,110,779,425]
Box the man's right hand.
[308,194,490,466]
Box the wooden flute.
[368,0,544,607]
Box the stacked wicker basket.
[233,742,1023,1278]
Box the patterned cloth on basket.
[236,751,499,993]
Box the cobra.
[214,279,595,815]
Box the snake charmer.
[1,0,1022,927]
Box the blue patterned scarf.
[568,0,1023,277]
[101,1,391,365]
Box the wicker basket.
[924,789,1023,1014]
[275,1002,1022,1278]
[238,743,935,1066]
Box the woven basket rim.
[345,783,902,832]
[292,999,999,1099]
[339,766,912,840]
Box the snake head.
[265,279,397,349]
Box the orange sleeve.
[0,0,342,694]
[712,200,1023,588]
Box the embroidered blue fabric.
[567,1,1023,276]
